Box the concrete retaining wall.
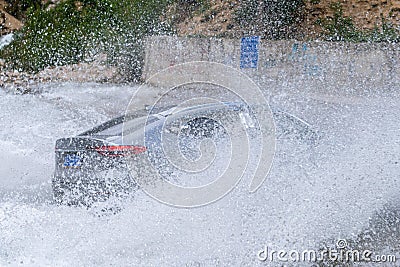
[143,36,399,97]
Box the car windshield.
[78,107,170,137]
[82,115,160,137]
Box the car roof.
[78,102,317,141]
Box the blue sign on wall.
[240,36,260,69]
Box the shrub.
[317,2,399,43]
[317,2,362,42]
[0,0,172,81]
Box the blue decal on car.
[63,154,82,168]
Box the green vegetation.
[317,2,399,42]
[0,0,172,81]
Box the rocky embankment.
[0,54,122,94]
[1,0,399,92]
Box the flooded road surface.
[0,82,399,266]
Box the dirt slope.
[173,0,400,38]
[0,0,23,35]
